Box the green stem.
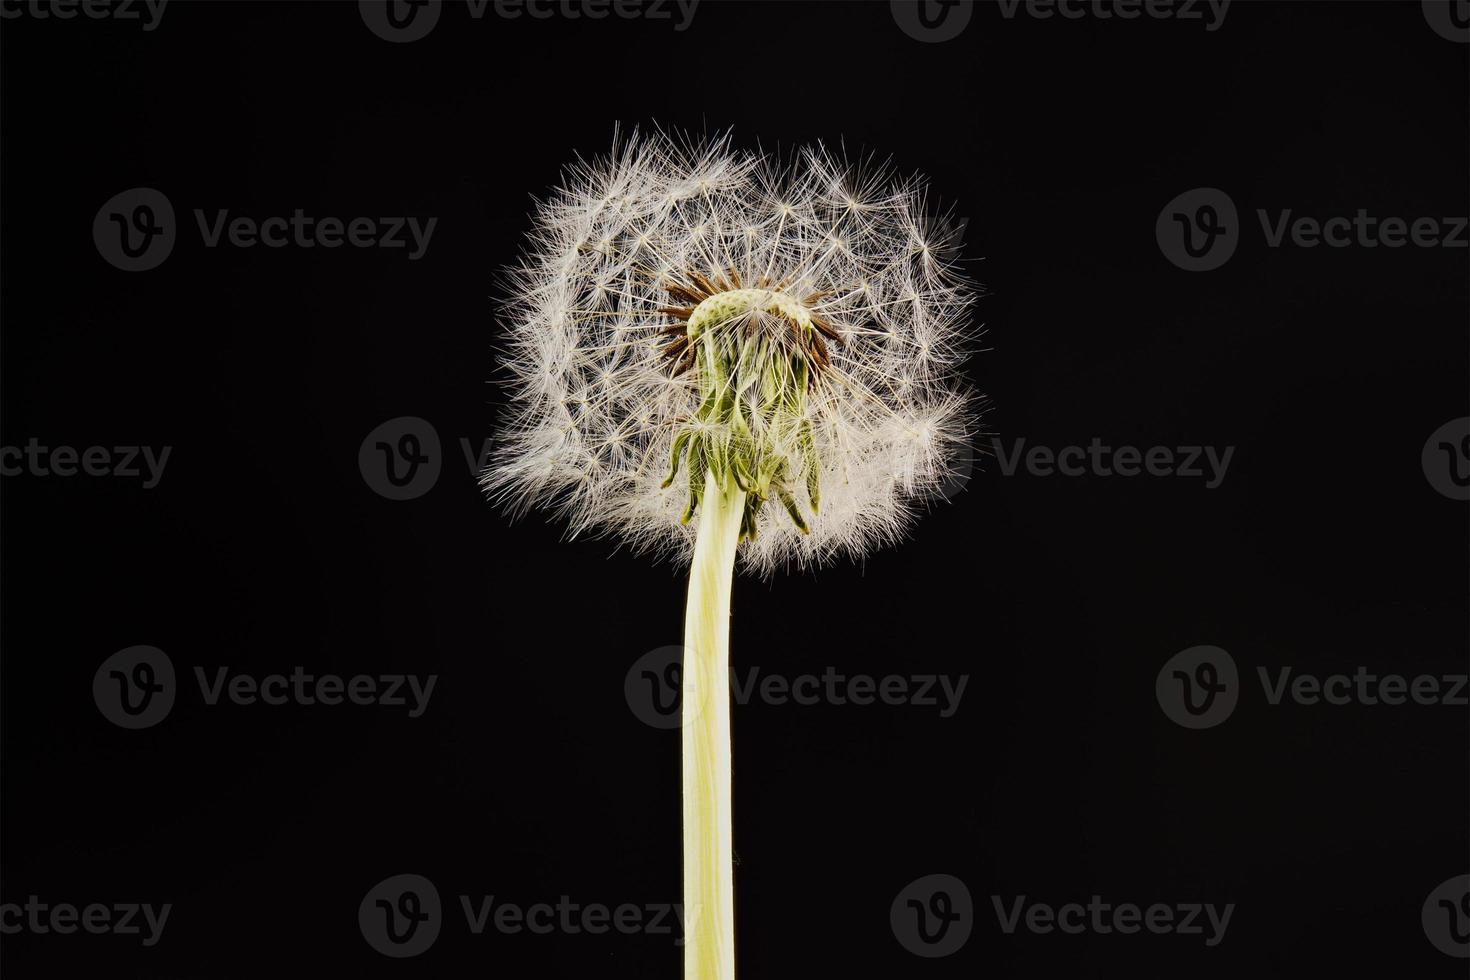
[682,471,745,980]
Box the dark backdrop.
[2,1,1467,976]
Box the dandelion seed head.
[486,128,979,575]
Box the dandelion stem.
[682,470,745,980]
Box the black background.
[2,0,1467,976]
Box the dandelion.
[485,128,978,978]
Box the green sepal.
[732,454,756,494]
[739,493,763,541]
[799,418,820,513]
[662,429,693,489]
[755,450,783,500]
[776,484,809,534]
[681,438,707,525]
[705,432,728,488]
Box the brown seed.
[690,271,719,297]
[665,282,707,305]
[672,348,696,376]
[811,314,845,347]
[658,306,695,320]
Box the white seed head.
[486,128,979,575]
